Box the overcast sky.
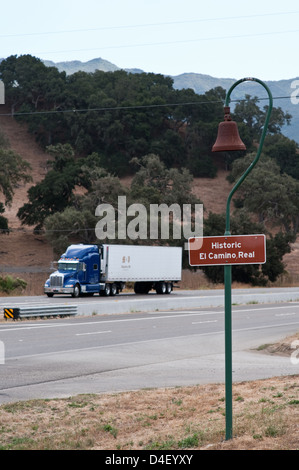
[1,0,299,81]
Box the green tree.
[233,94,291,141]
[263,134,299,179]
[0,147,32,205]
[183,87,225,177]
[0,55,66,114]
[17,144,100,229]
[229,154,299,233]
[0,203,9,233]
[44,174,128,253]
[44,207,98,255]
[130,154,199,206]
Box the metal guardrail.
[4,305,77,320]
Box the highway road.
[2,286,299,315]
[0,293,299,403]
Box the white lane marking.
[76,330,112,336]
[275,312,298,317]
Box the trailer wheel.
[72,284,80,298]
[156,282,167,295]
[134,282,142,294]
[166,282,172,294]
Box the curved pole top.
[225,77,273,108]
[224,77,273,234]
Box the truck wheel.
[104,283,111,296]
[134,282,142,294]
[47,293,54,298]
[156,282,166,294]
[72,284,80,298]
[110,283,117,296]
[166,282,172,294]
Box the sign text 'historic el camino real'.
[188,235,266,266]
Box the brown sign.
[188,235,266,266]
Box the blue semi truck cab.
[44,244,107,298]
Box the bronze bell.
[212,106,246,152]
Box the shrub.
[0,275,27,294]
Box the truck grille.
[50,275,63,287]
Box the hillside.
[0,113,298,295]
[0,110,54,294]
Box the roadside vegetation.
[0,275,27,294]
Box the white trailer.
[101,244,182,294]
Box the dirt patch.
[0,111,54,296]
[0,109,49,228]
[260,332,299,357]
[192,170,234,215]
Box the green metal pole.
[224,263,232,440]
[223,78,273,440]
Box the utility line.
[36,28,299,56]
[0,95,293,117]
[1,10,298,38]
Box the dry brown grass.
[0,373,298,450]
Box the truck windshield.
[58,262,79,272]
